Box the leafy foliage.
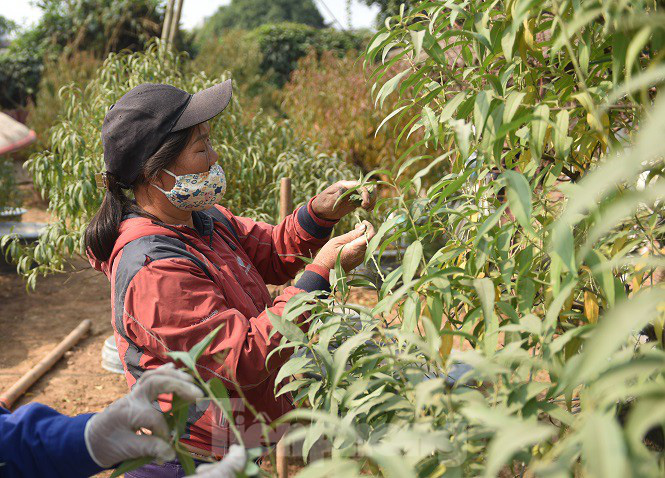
[190,30,278,114]
[0,14,17,43]
[194,0,664,476]
[24,52,101,153]
[361,0,414,24]
[194,0,325,48]
[11,0,164,59]
[0,50,43,109]
[0,157,21,210]
[283,50,422,173]
[6,40,356,285]
[1,0,165,109]
[251,22,369,86]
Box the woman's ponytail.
[84,174,134,262]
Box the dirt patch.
[0,258,124,477]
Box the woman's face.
[159,121,219,189]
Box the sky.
[2,0,380,32]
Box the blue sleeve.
[0,404,104,478]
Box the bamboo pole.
[0,319,92,410]
[161,0,175,43]
[279,177,293,221]
[276,177,294,476]
[276,437,288,478]
[168,0,184,47]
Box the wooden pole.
[276,436,288,478]
[279,177,293,221]
[161,0,175,43]
[0,319,92,410]
[168,0,184,47]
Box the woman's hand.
[311,181,377,221]
[313,221,376,272]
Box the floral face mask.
[153,163,226,211]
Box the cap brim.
[171,79,233,132]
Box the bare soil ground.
[0,256,125,477]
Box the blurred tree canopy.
[11,0,163,59]
[361,0,413,23]
[0,15,17,44]
[252,22,368,86]
[2,0,165,109]
[195,0,325,47]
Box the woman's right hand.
[312,221,376,272]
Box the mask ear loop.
[151,169,178,194]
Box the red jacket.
[90,199,334,455]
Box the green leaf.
[267,308,306,344]
[553,110,572,160]
[502,91,525,124]
[401,294,419,333]
[485,421,555,478]
[530,104,550,160]
[474,90,493,138]
[188,324,224,363]
[375,68,410,108]
[474,278,498,355]
[585,250,615,307]
[402,240,423,283]
[110,457,154,478]
[422,105,440,146]
[208,378,233,421]
[501,26,516,61]
[499,170,533,233]
[474,203,508,245]
[410,29,425,59]
[331,331,372,389]
[439,92,466,123]
[275,355,312,386]
[375,105,408,137]
[167,351,196,372]
[451,119,472,159]
[582,413,628,478]
[175,449,196,476]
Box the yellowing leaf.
[523,19,536,50]
[585,291,600,324]
[439,322,454,361]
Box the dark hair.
[84,126,195,262]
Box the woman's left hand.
[311,180,377,221]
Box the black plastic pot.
[0,220,46,273]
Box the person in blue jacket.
[0,363,246,478]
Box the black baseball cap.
[101,80,232,187]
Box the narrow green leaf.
[531,104,550,160]
[402,240,423,283]
[188,324,224,363]
[500,170,533,233]
[502,91,525,124]
[110,457,154,478]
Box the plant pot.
[0,207,27,222]
[0,221,46,273]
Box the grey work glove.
[193,445,247,477]
[84,363,204,468]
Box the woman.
[85,80,376,476]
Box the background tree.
[1,0,166,110]
[361,0,413,24]
[0,15,17,46]
[195,0,325,47]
